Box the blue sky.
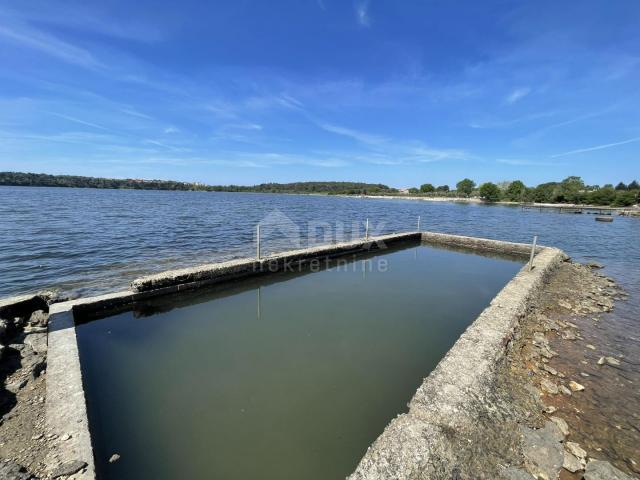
[0,1,638,187]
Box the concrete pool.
[73,241,522,480]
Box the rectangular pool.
[75,242,523,479]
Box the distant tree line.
[0,172,398,196]
[3,172,637,206]
[409,176,639,206]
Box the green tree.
[628,180,639,190]
[612,190,636,207]
[551,176,585,203]
[420,183,435,193]
[615,182,628,191]
[456,178,476,197]
[408,187,420,194]
[505,180,527,202]
[479,182,502,202]
[436,185,450,192]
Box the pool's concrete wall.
[39,231,560,480]
[45,302,95,479]
[348,235,567,479]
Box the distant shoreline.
[344,194,639,211]
[3,184,637,212]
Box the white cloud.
[318,123,386,145]
[550,136,640,158]
[0,24,102,69]
[505,87,531,104]
[496,158,564,167]
[355,0,371,27]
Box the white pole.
[365,218,369,240]
[529,235,538,271]
[417,215,421,232]
[256,224,261,260]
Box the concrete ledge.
[131,232,421,293]
[45,303,95,479]
[421,231,540,257]
[348,245,568,479]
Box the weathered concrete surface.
[421,232,540,258]
[44,303,94,479]
[349,246,568,480]
[131,232,421,293]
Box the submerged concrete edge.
[45,302,95,479]
[348,235,567,480]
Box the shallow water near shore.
[75,244,522,480]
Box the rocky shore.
[0,293,89,480]
[501,261,638,479]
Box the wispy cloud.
[550,136,640,158]
[505,87,531,104]
[355,0,371,27]
[0,24,102,69]
[318,122,386,145]
[469,110,558,129]
[47,112,111,131]
[496,158,565,167]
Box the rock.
[0,460,36,480]
[28,310,48,327]
[501,466,536,479]
[23,333,47,355]
[522,421,564,480]
[563,450,584,473]
[543,405,558,414]
[587,262,604,269]
[605,356,621,366]
[584,460,635,480]
[109,453,120,463]
[0,317,8,339]
[533,332,547,344]
[559,385,572,396]
[558,299,573,310]
[580,372,590,377]
[61,433,72,441]
[569,381,585,392]
[562,330,577,340]
[541,379,559,395]
[598,357,606,365]
[587,344,596,350]
[542,364,558,376]
[6,377,28,393]
[566,442,587,462]
[50,460,87,478]
[550,416,569,436]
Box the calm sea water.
[2,186,638,299]
[76,244,522,480]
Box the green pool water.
[76,243,522,480]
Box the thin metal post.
[417,215,421,232]
[256,224,261,260]
[365,218,369,240]
[528,235,538,271]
